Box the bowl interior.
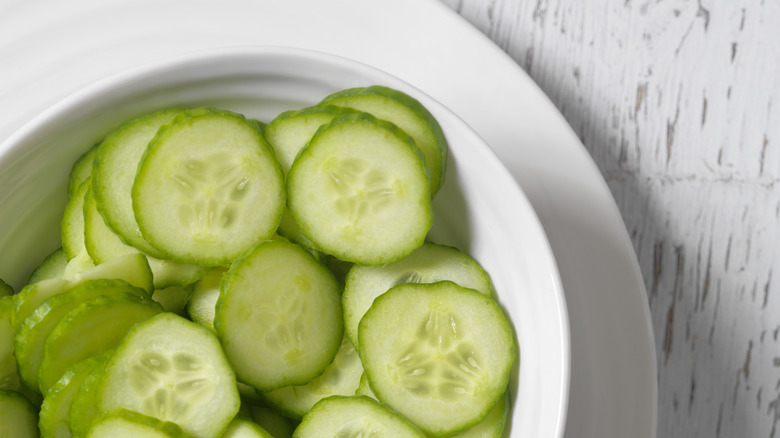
[0,46,569,437]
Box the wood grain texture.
[439,0,780,436]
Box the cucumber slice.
[354,372,376,400]
[62,178,90,260]
[92,108,182,258]
[60,251,95,280]
[86,409,191,438]
[132,110,285,266]
[223,416,273,438]
[39,351,112,438]
[185,267,227,331]
[28,247,68,284]
[0,296,35,401]
[13,252,153,332]
[151,284,194,315]
[0,389,39,438]
[343,241,494,348]
[248,403,297,438]
[261,336,363,419]
[287,113,432,265]
[85,173,210,289]
[15,279,150,394]
[68,143,99,200]
[38,292,163,394]
[292,395,425,438]
[264,105,357,176]
[450,391,510,438]
[98,313,240,438]
[216,240,343,391]
[69,352,114,438]
[320,85,448,195]
[358,281,515,436]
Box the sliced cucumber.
[292,395,425,438]
[343,241,494,348]
[0,389,39,438]
[185,267,227,331]
[450,391,510,438]
[358,281,515,436]
[85,409,191,438]
[28,247,69,284]
[13,253,153,332]
[98,313,240,438]
[216,240,342,391]
[264,105,357,176]
[151,284,194,315]
[15,279,150,394]
[62,178,90,260]
[68,143,99,200]
[354,372,376,400]
[287,113,432,265]
[39,351,112,438]
[92,108,182,258]
[132,109,285,266]
[69,353,114,438]
[320,85,448,195]
[222,416,273,438]
[248,402,297,438]
[38,292,163,394]
[0,296,33,400]
[261,336,363,419]
[85,178,210,289]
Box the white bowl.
[0,46,569,437]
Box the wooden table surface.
[439,0,780,436]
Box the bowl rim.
[0,45,571,437]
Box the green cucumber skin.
[68,143,99,200]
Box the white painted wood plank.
[440,0,780,436]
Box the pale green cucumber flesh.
[68,143,99,199]
[216,240,342,391]
[358,281,515,436]
[98,313,240,438]
[27,247,68,284]
[320,85,448,195]
[261,336,363,419]
[222,416,273,438]
[287,114,432,265]
[185,267,226,331]
[86,409,190,438]
[292,395,425,438]
[69,351,115,438]
[14,279,149,394]
[38,351,113,438]
[343,241,494,348]
[132,111,285,266]
[38,292,163,394]
[62,178,90,260]
[151,284,194,315]
[0,389,39,438]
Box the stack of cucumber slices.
[0,85,517,437]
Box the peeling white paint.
[442,0,780,436]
